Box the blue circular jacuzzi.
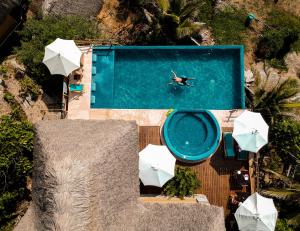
[163,110,221,162]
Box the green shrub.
[256,9,300,69]
[0,65,8,74]
[163,166,200,199]
[270,119,300,162]
[211,7,247,45]
[275,219,294,231]
[15,15,99,86]
[19,76,41,101]
[3,91,26,121]
[3,92,14,104]
[0,116,33,227]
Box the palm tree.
[252,65,300,125]
[154,0,204,42]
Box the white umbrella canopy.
[234,192,278,231]
[233,110,269,153]
[43,38,82,76]
[139,144,176,187]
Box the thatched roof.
[42,0,103,18]
[14,120,225,231]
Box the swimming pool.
[163,110,221,162]
[91,46,244,109]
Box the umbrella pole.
[256,152,260,192]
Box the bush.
[275,219,294,231]
[15,15,99,86]
[3,92,14,104]
[163,166,200,199]
[211,7,247,45]
[19,76,41,101]
[270,119,300,162]
[0,65,8,74]
[3,91,26,121]
[256,9,300,69]
[0,116,33,228]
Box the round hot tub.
[163,110,221,162]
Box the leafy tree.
[0,116,33,227]
[163,166,200,199]
[270,119,300,162]
[15,15,99,85]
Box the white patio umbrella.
[233,110,269,153]
[43,38,82,76]
[234,192,278,231]
[139,144,176,187]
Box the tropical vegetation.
[0,115,33,229]
[163,166,200,199]
[256,9,300,69]
[251,65,300,125]
[15,15,99,86]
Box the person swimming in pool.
[169,70,195,87]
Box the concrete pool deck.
[67,47,244,127]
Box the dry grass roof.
[14,120,225,231]
[42,0,103,18]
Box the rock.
[285,52,300,76]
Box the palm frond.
[171,0,185,15]
[260,188,299,200]
[287,213,300,227]
[176,21,202,39]
[262,168,292,185]
[179,0,202,22]
[157,0,170,13]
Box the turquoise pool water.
[91,46,244,109]
[163,110,221,162]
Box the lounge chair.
[91,95,96,104]
[237,150,248,160]
[92,54,97,63]
[92,66,97,76]
[91,82,96,92]
[69,84,84,93]
[223,132,236,158]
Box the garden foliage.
[15,15,99,85]
[256,9,300,69]
[163,166,200,199]
[0,116,33,228]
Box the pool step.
[91,50,115,108]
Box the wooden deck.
[139,126,250,215]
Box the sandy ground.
[97,0,134,43]
[1,57,54,123]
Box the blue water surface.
[91,46,244,109]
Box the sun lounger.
[91,82,96,92]
[223,132,236,158]
[92,66,97,76]
[91,95,96,104]
[92,54,97,63]
[69,84,84,93]
[237,150,248,160]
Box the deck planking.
[138,126,249,215]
